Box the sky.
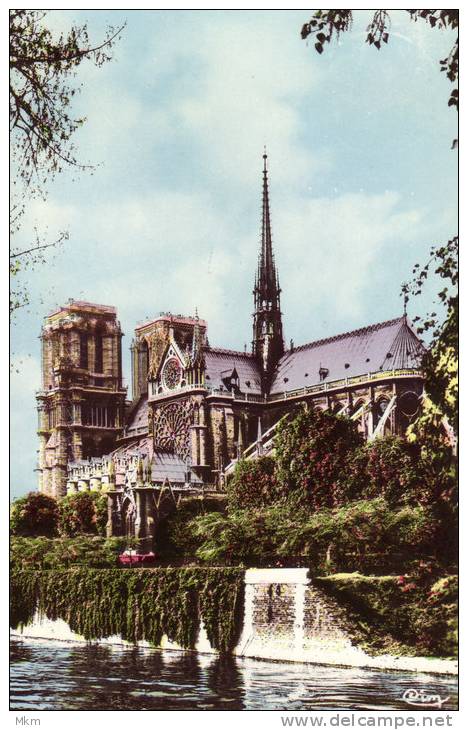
[10,9,458,499]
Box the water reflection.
[10,639,457,711]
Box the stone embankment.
[12,568,457,676]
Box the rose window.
[153,401,191,459]
[162,358,182,390]
[399,391,420,418]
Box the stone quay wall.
[12,568,457,676]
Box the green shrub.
[10,535,133,570]
[10,492,59,537]
[315,571,458,657]
[275,407,363,508]
[227,456,280,510]
[191,512,248,565]
[271,498,445,572]
[408,399,458,505]
[94,493,108,534]
[155,496,226,558]
[58,491,108,536]
[348,436,435,505]
[419,575,458,655]
[188,497,453,573]
[10,536,53,569]
[192,509,279,565]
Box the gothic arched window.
[122,498,136,538]
[375,397,392,436]
[376,398,390,418]
[95,330,104,373]
[79,333,88,369]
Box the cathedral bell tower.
[252,151,284,390]
[36,300,126,498]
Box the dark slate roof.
[111,438,202,485]
[270,316,424,395]
[112,436,152,459]
[204,348,262,394]
[151,452,203,485]
[126,396,148,435]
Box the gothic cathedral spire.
[252,151,284,389]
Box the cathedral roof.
[204,348,262,394]
[111,437,202,485]
[269,316,424,395]
[151,453,203,485]
[126,395,149,435]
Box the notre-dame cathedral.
[36,154,425,541]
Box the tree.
[275,407,363,509]
[301,9,458,436]
[301,10,458,114]
[348,435,444,506]
[403,235,458,441]
[227,456,280,510]
[58,491,108,536]
[10,228,69,316]
[10,492,59,537]
[10,10,124,316]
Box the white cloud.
[68,11,330,193]
[10,356,42,497]
[71,187,429,349]
[276,191,426,334]
[167,17,325,188]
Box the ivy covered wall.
[10,567,244,653]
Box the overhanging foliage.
[10,567,244,653]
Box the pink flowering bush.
[275,407,363,508]
[349,436,442,505]
[227,456,280,510]
[10,492,59,537]
[58,491,108,536]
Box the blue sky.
[10,9,457,498]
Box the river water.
[10,638,458,711]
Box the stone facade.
[36,300,127,498]
[236,568,367,664]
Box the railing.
[267,369,423,402]
[148,383,265,403]
[125,425,148,435]
[206,388,265,403]
[148,383,207,400]
[39,368,422,405]
[35,379,127,395]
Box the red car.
[118,551,156,566]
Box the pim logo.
[402,688,450,709]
